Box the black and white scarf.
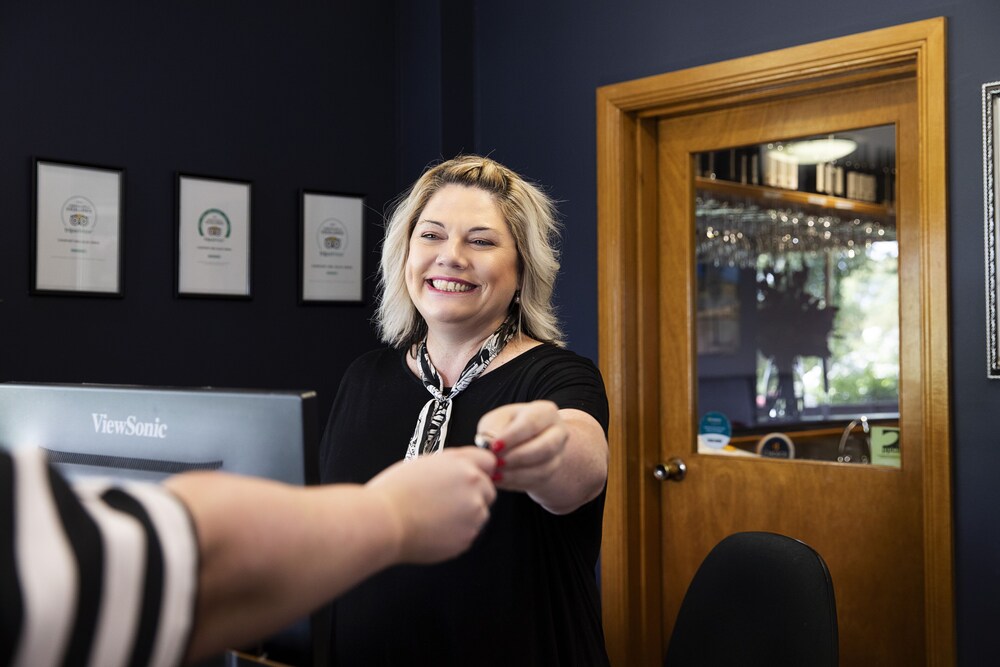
[405,315,518,459]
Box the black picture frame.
[983,81,1000,377]
[298,189,366,304]
[31,157,125,297]
[175,172,253,299]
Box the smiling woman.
[318,155,611,666]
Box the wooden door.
[658,78,919,666]
[596,19,952,667]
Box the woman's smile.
[426,277,477,293]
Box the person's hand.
[475,400,568,495]
[366,447,497,563]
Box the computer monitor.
[0,381,326,666]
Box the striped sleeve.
[1,447,199,667]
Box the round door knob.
[653,457,687,482]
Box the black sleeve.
[529,350,610,435]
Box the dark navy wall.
[470,0,1000,662]
[0,1,397,423]
[396,0,476,189]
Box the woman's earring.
[514,290,521,304]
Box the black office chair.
[664,531,839,667]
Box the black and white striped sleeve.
[1,447,199,667]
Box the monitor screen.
[0,381,326,666]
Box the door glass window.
[694,125,899,466]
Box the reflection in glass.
[694,126,899,465]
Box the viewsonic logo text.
[91,413,169,439]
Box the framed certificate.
[32,158,124,296]
[299,190,365,303]
[176,173,252,298]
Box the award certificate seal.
[61,196,97,232]
[317,218,348,255]
[198,208,231,241]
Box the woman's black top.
[319,344,610,666]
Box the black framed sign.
[32,158,124,296]
[984,81,1000,377]
[299,190,365,304]
[176,173,252,298]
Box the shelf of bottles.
[695,142,896,269]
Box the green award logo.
[198,209,231,240]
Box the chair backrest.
[664,531,839,667]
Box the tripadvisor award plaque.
[299,190,365,304]
[176,173,252,298]
[32,159,124,296]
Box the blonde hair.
[376,155,563,349]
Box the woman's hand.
[476,400,608,514]
[476,400,567,492]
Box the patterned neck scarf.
[405,314,518,460]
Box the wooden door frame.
[596,18,952,666]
